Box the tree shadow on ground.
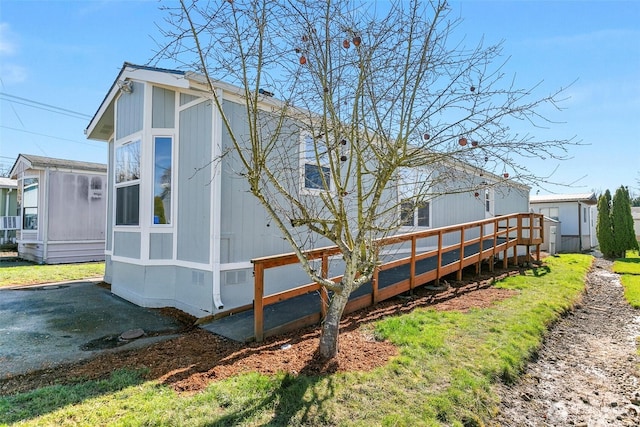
[205,363,337,427]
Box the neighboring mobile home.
[86,62,531,318]
[529,192,598,253]
[632,207,640,243]
[10,154,107,264]
[0,177,18,244]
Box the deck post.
[254,263,265,342]
[372,266,379,304]
[457,228,465,281]
[529,212,534,246]
[500,217,508,268]
[489,221,498,273]
[477,223,484,274]
[410,236,417,292]
[436,230,443,284]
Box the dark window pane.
[417,202,430,227]
[304,163,330,190]
[23,207,38,230]
[116,184,139,225]
[116,140,141,183]
[400,200,414,226]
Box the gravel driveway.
[492,257,640,426]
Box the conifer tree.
[611,186,639,257]
[596,190,615,258]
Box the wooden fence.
[251,212,544,341]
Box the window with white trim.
[115,139,141,225]
[400,199,430,227]
[301,133,331,192]
[485,189,491,213]
[22,177,39,230]
[539,207,559,221]
[152,136,172,225]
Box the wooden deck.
[202,213,543,342]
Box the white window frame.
[114,138,142,226]
[485,188,494,217]
[400,199,431,228]
[21,176,39,231]
[539,207,559,221]
[299,132,331,194]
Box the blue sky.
[1,0,638,196]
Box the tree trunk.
[318,291,349,360]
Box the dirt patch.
[0,266,517,396]
[492,257,640,426]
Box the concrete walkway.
[0,281,183,378]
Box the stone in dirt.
[120,328,145,341]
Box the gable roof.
[85,62,189,141]
[530,192,597,205]
[10,154,107,178]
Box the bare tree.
[156,0,576,359]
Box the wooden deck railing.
[251,212,543,341]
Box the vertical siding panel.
[152,87,175,128]
[177,101,212,263]
[115,82,144,139]
[47,172,106,241]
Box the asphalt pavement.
[0,281,183,378]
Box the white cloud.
[0,23,27,84]
[0,23,17,56]
[0,63,27,84]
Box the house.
[529,192,598,253]
[0,177,18,245]
[10,154,107,264]
[85,62,531,318]
[632,207,640,243]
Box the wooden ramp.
[202,213,543,342]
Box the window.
[89,176,103,200]
[22,178,38,230]
[301,133,331,191]
[115,140,141,225]
[400,199,430,227]
[583,207,587,223]
[485,190,491,212]
[153,136,172,224]
[539,207,559,221]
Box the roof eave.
[85,62,190,142]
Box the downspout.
[211,88,224,310]
[577,201,583,252]
[42,168,50,263]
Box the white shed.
[632,207,640,243]
[529,192,598,253]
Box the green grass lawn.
[0,254,593,426]
[0,262,104,288]
[614,252,640,308]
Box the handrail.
[251,212,543,341]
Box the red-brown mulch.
[0,266,522,396]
